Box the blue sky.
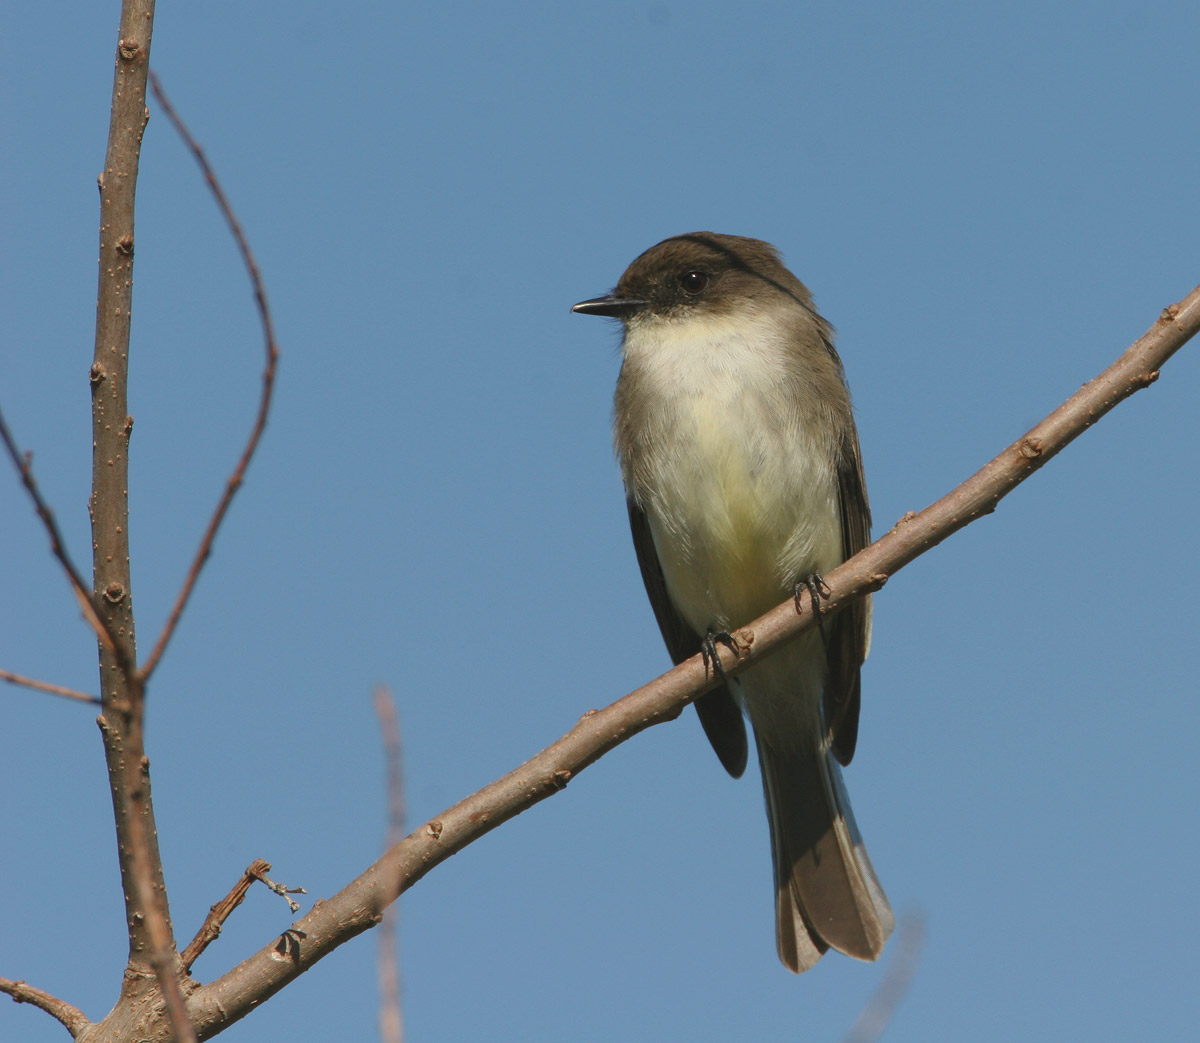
[3,2,1198,1040]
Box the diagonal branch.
[0,976,90,1037]
[0,668,100,705]
[187,282,1200,1036]
[0,408,131,678]
[138,72,280,683]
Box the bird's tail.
[755,729,893,972]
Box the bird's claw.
[794,573,832,649]
[701,627,744,681]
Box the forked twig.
[139,71,280,682]
[251,864,307,914]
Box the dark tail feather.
[755,732,893,972]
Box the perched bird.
[573,232,892,971]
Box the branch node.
[105,581,127,603]
[273,928,306,963]
[1018,437,1043,459]
[116,234,134,256]
[550,768,572,789]
[867,572,889,591]
[118,37,140,60]
[426,820,444,840]
[90,362,106,386]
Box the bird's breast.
[618,312,842,633]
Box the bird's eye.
[679,270,710,294]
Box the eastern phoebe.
[573,232,893,972]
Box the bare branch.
[0,976,90,1037]
[0,668,100,705]
[843,914,925,1043]
[187,283,1199,1035]
[138,71,280,683]
[88,4,196,1042]
[374,685,406,1043]
[182,859,273,971]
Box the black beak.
[571,294,647,318]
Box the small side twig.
[138,71,280,682]
[374,684,406,1043]
[0,668,100,705]
[181,857,273,971]
[0,976,90,1037]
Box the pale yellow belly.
[644,393,841,635]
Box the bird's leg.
[794,573,832,651]
[701,626,744,681]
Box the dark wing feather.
[825,423,872,766]
[626,498,748,777]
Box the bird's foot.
[701,627,745,681]
[793,573,832,649]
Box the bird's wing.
[825,422,872,766]
[626,497,748,777]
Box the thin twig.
[374,685,406,1043]
[0,668,100,705]
[843,914,926,1043]
[0,976,90,1037]
[0,408,127,673]
[189,283,1200,1036]
[181,858,273,971]
[139,71,280,682]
